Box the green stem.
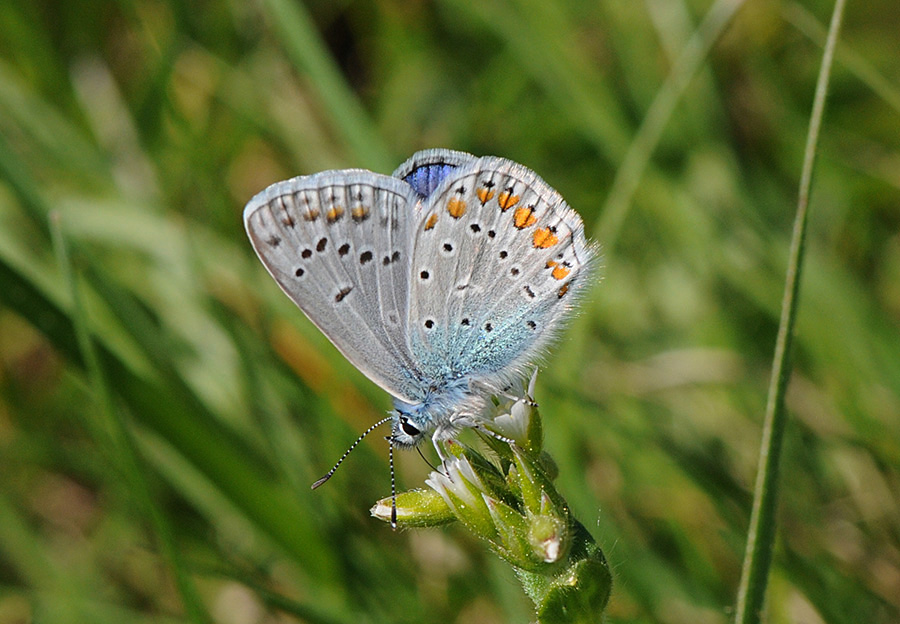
[733,1,846,622]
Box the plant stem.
[733,1,846,622]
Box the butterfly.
[244,149,597,519]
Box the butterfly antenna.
[477,425,517,446]
[311,415,393,490]
[389,437,397,529]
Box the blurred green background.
[1,0,898,622]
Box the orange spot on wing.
[476,187,495,204]
[326,206,344,223]
[557,283,569,298]
[424,213,439,230]
[351,205,370,222]
[497,190,520,211]
[513,206,537,229]
[303,209,319,221]
[551,265,570,280]
[533,227,559,248]
[447,197,467,218]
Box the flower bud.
[370,488,456,527]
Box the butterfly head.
[390,413,428,448]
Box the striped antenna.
[311,415,393,490]
[389,437,397,528]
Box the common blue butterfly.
[244,149,597,515]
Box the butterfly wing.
[406,156,597,390]
[392,148,477,198]
[244,171,425,403]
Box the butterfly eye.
[400,417,421,437]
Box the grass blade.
[734,1,847,622]
[594,0,746,248]
[260,0,392,170]
[49,213,214,624]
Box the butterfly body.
[244,149,597,451]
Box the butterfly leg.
[431,435,449,464]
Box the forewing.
[406,157,597,386]
[244,171,424,402]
